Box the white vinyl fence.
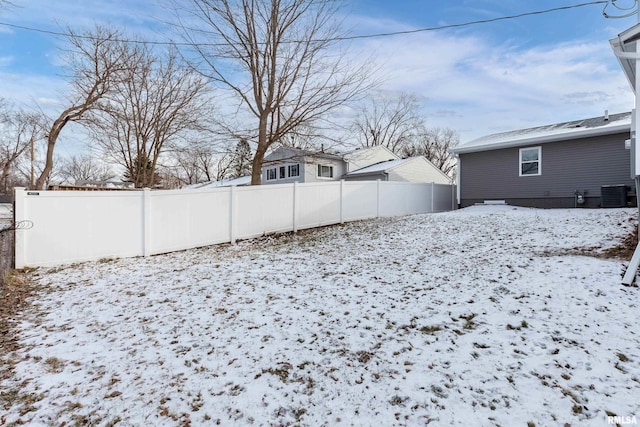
[14,181,455,268]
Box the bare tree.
[91,44,211,188]
[214,152,236,181]
[35,26,136,190]
[176,0,371,184]
[172,144,219,185]
[276,123,323,151]
[60,154,115,184]
[162,137,246,187]
[351,92,424,155]
[0,103,46,192]
[402,127,459,177]
[15,143,64,189]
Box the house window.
[519,147,541,176]
[279,166,286,179]
[288,164,300,177]
[317,164,334,178]
[266,168,277,181]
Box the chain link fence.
[0,203,14,288]
[0,226,14,288]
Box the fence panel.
[16,190,144,267]
[342,181,378,221]
[14,181,455,268]
[379,182,431,217]
[235,184,295,240]
[433,184,456,212]
[296,182,342,229]
[148,188,232,254]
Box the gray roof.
[264,146,344,162]
[451,111,631,155]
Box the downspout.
[455,154,460,208]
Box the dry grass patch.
[0,269,40,412]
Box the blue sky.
[0,0,639,151]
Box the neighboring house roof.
[346,158,414,176]
[451,111,632,155]
[264,146,344,163]
[344,145,398,159]
[344,156,450,183]
[342,145,400,172]
[184,176,251,189]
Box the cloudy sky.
[0,0,638,151]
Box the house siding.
[304,159,346,183]
[387,159,451,184]
[262,147,346,184]
[458,132,634,208]
[343,146,398,172]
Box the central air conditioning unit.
[601,185,628,208]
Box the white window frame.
[266,167,277,181]
[317,164,334,179]
[519,146,541,177]
[288,164,300,178]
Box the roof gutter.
[610,23,640,92]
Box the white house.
[343,156,452,184]
[342,146,399,172]
[187,145,450,188]
[262,147,347,184]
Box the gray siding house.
[262,147,347,184]
[451,112,635,208]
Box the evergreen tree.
[229,139,252,179]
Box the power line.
[0,1,610,46]
[332,1,610,41]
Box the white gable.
[343,146,399,172]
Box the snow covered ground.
[2,205,640,426]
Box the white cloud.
[0,72,64,106]
[347,30,634,142]
[1,1,636,147]
[0,55,13,67]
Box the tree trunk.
[35,132,59,190]
[251,114,270,185]
[251,145,266,185]
[1,162,9,193]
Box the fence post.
[293,182,298,232]
[430,182,435,213]
[142,188,151,256]
[340,180,344,224]
[229,186,236,244]
[376,180,381,218]
[13,187,25,269]
[452,184,456,211]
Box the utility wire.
[332,1,610,41]
[0,1,610,46]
